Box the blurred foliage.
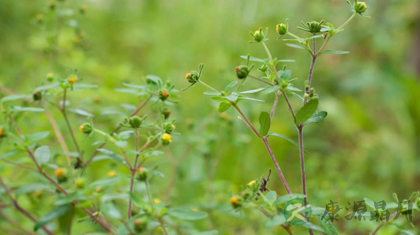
[1,0,420,234]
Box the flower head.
[55,168,65,177]
[68,76,77,84]
[161,133,172,145]
[107,171,116,177]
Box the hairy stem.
[0,176,56,235]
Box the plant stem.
[199,80,220,93]
[281,91,296,119]
[0,176,56,235]
[337,12,357,31]
[262,136,292,194]
[84,95,152,168]
[270,92,280,121]
[128,133,157,219]
[232,104,260,137]
[7,115,115,234]
[249,75,274,86]
[145,181,168,235]
[298,127,307,200]
[262,41,281,83]
[61,89,82,159]
[0,210,37,235]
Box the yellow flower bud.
[107,171,116,177]
[154,198,161,204]
[55,168,65,177]
[230,196,239,205]
[161,133,172,145]
[68,76,77,84]
[248,180,256,187]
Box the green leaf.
[1,94,28,103]
[26,131,50,143]
[364,197,376,209]
[97,149,130,168]
[240,55,265,62]
[259,111,271,136]
[240,88,266,94]
[34,83,60,92]
[211,97,226,102]
[34,146,50,166]
[167,208,208,220]
[263,85,280,94]
[123,83,146,89]
[300,222,325,232]
[239,97,265,103]
[16,184,52,196]
[10,106,44,112]
[54,192,87,206]
[295,99,319,126]
[146,75,162,85]
[34,204,71,231]
[265,214,286,228]
[101,202,122,220]
[129,193,150,211]
[286,43,308,50]
[278,70,292,80]
[0,150,21,159]
[290,92,304,101]
[267,133,307,154]
[265,191,277,204]
[218,103,231,113]
[203,91,221,96]
[73,83,98,88]
[321,50,349,55]
[224,81,238,92]
[67,108,94,117]
[315,214,339,235]
[275,194,306,206]
[115,88,139,95]
[304,111,327,125]
[224,92,239,102]
[392,223,415,235]
[101,193,128,203]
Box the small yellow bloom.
[107,171,116,177]
[154,198,161,204]
[55,168,65,177]
[79,124,84,132]
[161,91,169,99]
[93,96,101,102]
[162,133,172,143]
[185,73,191,79]
[0,128,4,137]
[157,226,162,232]
[248,180,256,187]
[34,190,41,197]
[68,76,77,84]
[230,196,239,205]
[136,167,144,173]
[80,5,88,13]
[254,30,259,36]
[47,72,53,77]
[359,1,366,7]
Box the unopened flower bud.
[33,92,42,101]
[80,5,88,14]
[49,1,55,10]
[128,116,143,128]
[68,76,77,84]
[276,23,288,36]
[258,64,268,73]
[162,109,171,119]
[354,1,368,14]
[161,133,172,145]
[79,123,93,134]
[0,128,6,138]
[75,178,85,188]
[230,196,241,208]
[133,219,147,233]
[107,171,116,178]
[159,91,169,101]
[185,72,199,84]
[136,167,148,181]
[163,122,175,134]
[55,168,68,183]
[46,72,54,81]
[235,65,249,79]
[251,28,264,42]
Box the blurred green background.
[1,0,420,234]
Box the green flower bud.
[250,28,264,42]
[258,64,268,73]
[128,116,144,128]
[33,92,42,101]
[299,20,325,34]
[354,2,368,14]
[79,123,93,134]
[163,122,175,134]
[49,1,55,10]
[235,65,249,79]
[75,178,85,189]
[136,167,148,181]
[133,218,147,233]
[162,109,171,119]
[276,23,288,36]
[185,72,199,84]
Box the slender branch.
[298,127,307,201]
[281,91,296,119]
[371,211,398,235]
[84,95,152,168]
[145,181,168,235]
[262,41,281,83]
[61,89,82,158]
[262,137,292,194]
[232,104,260,137]
[120,148,132,169]
[270,92,280,121]
[198,80,220,93]
[1,159,38,172]
[249,75,274,86]
[0,176,55,235]
[0,210,37,235]
[42,99,71,166]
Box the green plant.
[184,1,419,234]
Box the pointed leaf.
[218,103,231,113]
[304,111,327,125]
[167,208,208,220]
[286,43,308,50]
[97,149,130,169]
[224,81,238,92]
[34,204,71,231]
[321,50,349,55]
[259,112,271,136]
[295,99,319,126]
[315,214,339,235]
[67,108,94,117]
[240,55,265,62]
[267,133,308,154]
[240,88,266,94]
[34,146,50,166]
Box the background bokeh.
[1,0,420,234]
